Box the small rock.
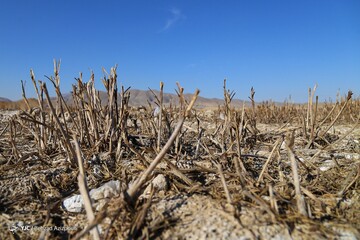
[152,174,168,190]
[63,180,121,213]
[319,160,335,171]
[141,174,168,199]
[280,141,287,150]
[153,106,161,117]
[63,195,83,213]
[219,112,225,120]
[345,153,360,160]
[90,180,121,200]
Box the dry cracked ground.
[0,108,359,240]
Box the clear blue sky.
[0,0,359,102]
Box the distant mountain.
[59,89,249,108]
[122,89,252,108]
[8,89,283,110]
[127,89,251,108]
[59,88,278,109]
[0,90,286,110]
[0,97,11,102]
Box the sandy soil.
[0,109,359,239]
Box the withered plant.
[0,61,359,239]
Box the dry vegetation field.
[0,98,38,111]
[0,64,359,239]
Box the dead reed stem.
[194,127,204,160]
[257,139,281,183]
[217,163,235,213]
[268,184,279,214]
[74,137,100,240]
[310,115,360,163]
[320,91,353,138]
[127,88,200,201]
[30,69,47,153]
[20,80,31,111]
[157,82,164,152]
[307,95,318,148]
[306,87,311,129]
[285,132,308,217]
[318,102,338,127]
[338,163,360,197]
[235,102,247,177]
[4,61,360,239]
[0,123,9,138]
[42,82,76,165]
[165,159,194,186]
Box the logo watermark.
[9,222,79,234]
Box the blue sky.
[0,0,359,102]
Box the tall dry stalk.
[127,87,200,201]
[306,87,311,130]
[20,80,31,111]
[257,139,281,183]
[30,70,47,153]
[74,137,101,240]
[41,82,76,165]
[285,131,308,217]
[307,95,318,148]
[320,91,353,138]
[157,82,164,152]
[234,102,247,177]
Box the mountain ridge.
[0,89,286,109]
[0,97,11,102]
[64,89,255,108]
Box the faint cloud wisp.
[160,8,185,32]
[186,63,197,68]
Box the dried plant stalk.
[306,87,311,129]
[30,70,47,153]
[320,91,353,138]
[257,139,281,183]
[20,80,31,111]
[127,88,200,201]
[285,131,308,217]
[5,61,360,240]
[217,163,235,213]
[307,95,318,148]
[74,137,100,240]
[268,184,279,214]
[157,82,164,152]
[235,102,247,176]
[42,82,76,165]
[338,163,360,197]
